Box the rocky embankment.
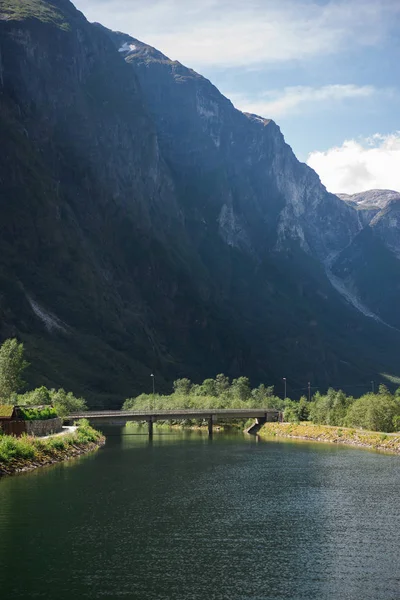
[259,422,400,453]
[0,422,105,477]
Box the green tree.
[231,377,251,402]
[18,386,52,406]
[215,374,230,396]
[283,399,299,422]
[345,391,400,432]
[308,388,350,426]
[297,396,310,421]
[251,384,275,407]
[18,385,87,417]
[173,378,192,396]
[199,378,217,397]
[393,415,400,431]
[49,388,87,417]
[0,339,29,402]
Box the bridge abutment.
[208,415,213,437]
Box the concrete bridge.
[66,408,281,436]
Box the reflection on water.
[0,426,399,599]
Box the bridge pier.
[148,418,153,438]
[208,415,213,437]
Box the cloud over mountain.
[307,133,400,194]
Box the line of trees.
[124,375,400,433]
[0,339,87,417]
[2,337,399,433]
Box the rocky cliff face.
[102,29,361,263]
[331,191,400,329]
[0,1,399,405]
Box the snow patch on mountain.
[118,42,136,54]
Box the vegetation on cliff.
[0,0,70,29]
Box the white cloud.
[307,133,400,194]
[74,0,400,68]
[229,84,378,118]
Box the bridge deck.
[67,408,280,422]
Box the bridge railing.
[67,408,281,419]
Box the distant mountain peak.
[337,189,400,210]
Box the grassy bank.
[259,422,400,453]
[0,420,105,477]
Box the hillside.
[1,0,400,406]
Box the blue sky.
[74,0,400,194]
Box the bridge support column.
[148,418,153,438]
[208,415,213,437]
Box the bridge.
[66,408,281,436]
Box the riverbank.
[0,420,105,477]
[125,419,248,433]
[259,422,400,453]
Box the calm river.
[0,428,399,599]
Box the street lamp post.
[283,377,287,400]
[308,382,311,403]
[371,380,375,394]
[150,373,155,411]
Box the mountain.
[0,0,399,406]
[331,190,400,329]
[337,189,400,210]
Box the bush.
[0,421,103,465]
[0,435,36,462]
[19,406,58,421]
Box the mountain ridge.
[1,0,400,405]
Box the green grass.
[0,419,103,467]
[0,0,70,30]
[259,422,400,453]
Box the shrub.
[19,406,58,421]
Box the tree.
[308,388,350,426]
[231,377,251,402]
[49,388,87,417]
[19,386,52,406]
[173,378,192,396]
[251,384,275,406]
[199,378,217,397]
[17,385,87,417]
[215,374,230,396]
[0,339,29,402]
[345,391,400,432]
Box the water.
[0,428,399,599]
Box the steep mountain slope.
[0,1,399,406]
[101,28,361,263]
[101,28,400,381]
[0,0,221,403]
[331,194,400,328]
